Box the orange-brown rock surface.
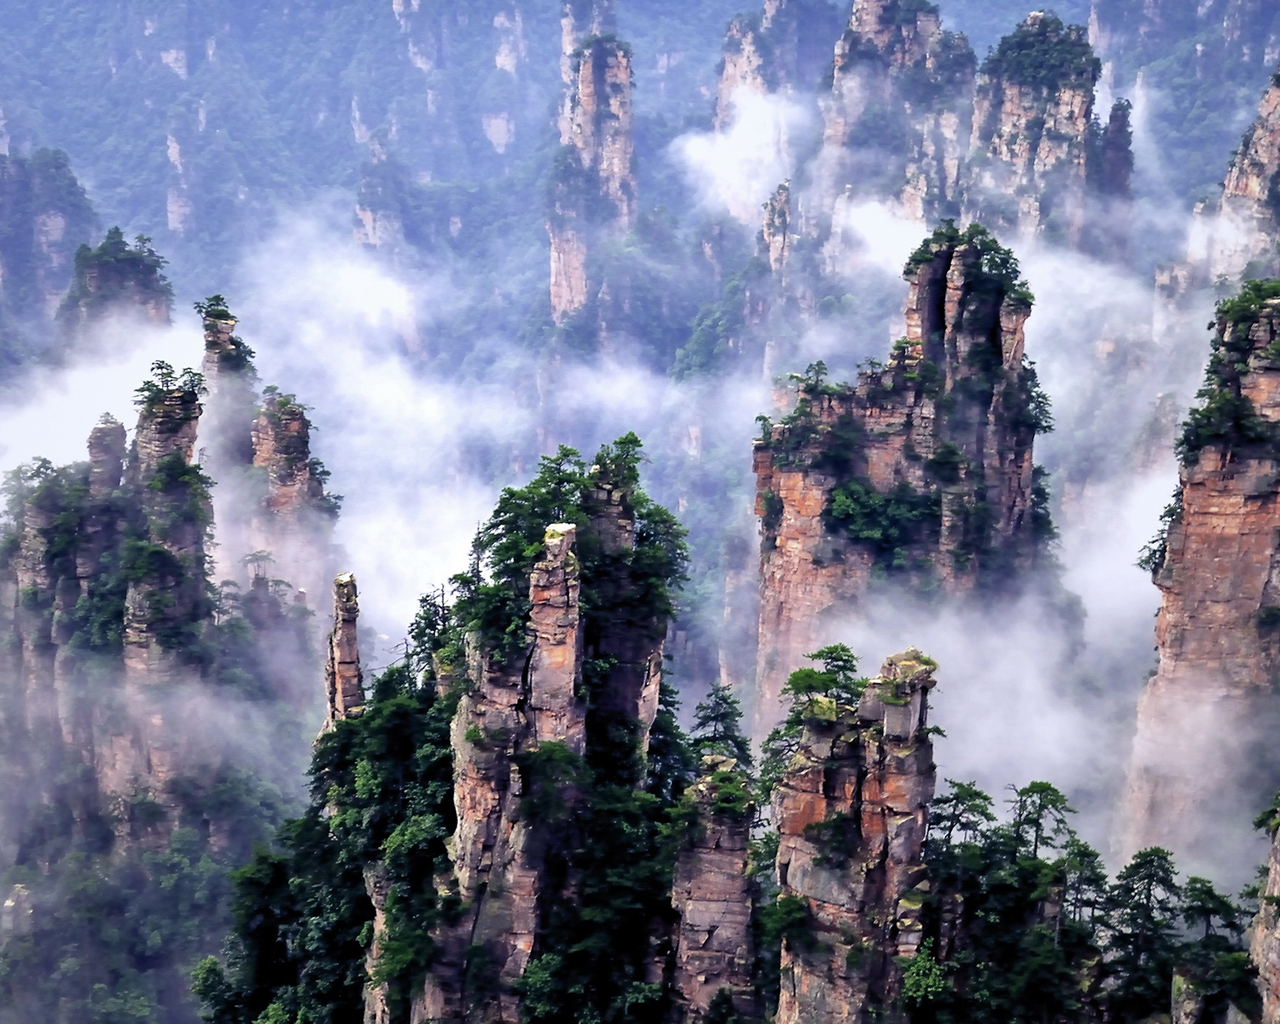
[419,523,589,1023]
[753,224,1042,730]
[772,649,937,1024]
[1120,293,1280,871]
[324,572,365,728]
[669,755,757,1023]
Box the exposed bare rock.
[1189,76,1280,282]
[420,524,587,1022]
[547,13,636,326]
[325,572,365,728]
[772,649,937,1024]
[714,0,842,131]
[753,225,1042,730]
[669,755,757,1022]
[821,0,976,224]
[1120,292,1280,872]
[55,228,172,334]
[961,14,1101,247]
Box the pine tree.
[690,681,752,767]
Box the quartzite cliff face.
[1121,290,1280,873]
[772,649,937,1024]
[753,223,1046,729]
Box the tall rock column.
[547,5,636,328]
[961,13,1107,248]
[418,524,588,1023]
[821,0,976,224]
[324,572,365,729]
[1120,290,1280,873]
[669,755,757,1022]
[772,649,938,1024]
[1252,820,1280,1024]
[753,223,1042,730]
[103,375,208,817]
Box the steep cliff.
[714,0,842,130]
[753,222,1051,729]
[1253,820,1280,1024]
[1121,281,1280,872]
[1187,72,1280,283]
[547,17,637,329]
[772,648,936,1024]
[414,438,685,1023]
[961,13,1114,249]
[820,0,976,223]
[669,754,757,1022]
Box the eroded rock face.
[961,14,1101,247]
[325,572,365,729]
[669,755,757,1023]
[1190,77,1280,282]
[420,524,588,1023]
[547,7,635,326]
[1120,296,1280,873]
[753,226,1040,729]
[772,649,937,1024]
[821,0,976,224]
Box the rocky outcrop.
[419,523,588,1022]
[772,649,937,1024]
[714,0,842,130]
[1253,822,1280,1024]
[325,573,365,729]
[0,149,96,322]
[1187,75,1280,282]
[753,223,1045,729]
[821,0,976,224]
[1120,289,1280,873]
[55,227,172,333]
[961,13,1107,248]
[669,755,757,1023]
[547,2,636,327]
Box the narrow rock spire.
[324,572,364,729]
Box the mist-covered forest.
[2,1,1280,1023]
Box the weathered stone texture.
[1120,298,1280,869]
[961,14,1098,246]
[753,232,1036,730]
[325,572,365,728]
[773,649,937,1024]
[669,755,756,1023]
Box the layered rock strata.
[772,649,937,1024]
[1120,293,1280,872]
[669,755,757,1023]
[753,224,1042,729]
